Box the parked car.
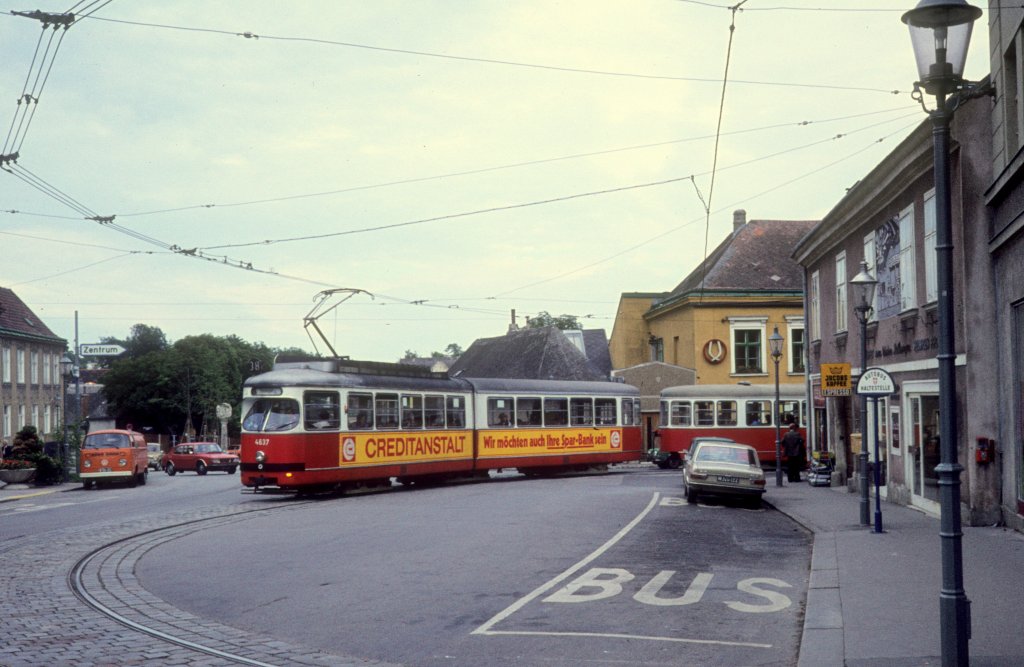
[682,439,765,506]
[146,443,163,470]
[161,442,239,476]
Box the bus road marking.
[479,630,772,649]
[472,491,661,636]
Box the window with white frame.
[32,405,39,430]
[31,351,39,386]
[18,405,25,430]
[923,190,937,304]
[44,405,52,434]
[1,347,9,383]
[786,318,805,374]
[835,251,848,332]
[3,406,10,437]
[729,317,767,375]
[863,232,877,322]
[43,352,51,385]
[1005,30,1022,157]
[16,349,25,384]
[898,205,917,311]
[809,270,821,341]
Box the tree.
[444,343,464,359]
[526,311,581,330]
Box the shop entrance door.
[907,391,941,510]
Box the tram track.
[63,500,394,667]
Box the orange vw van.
[79,429,149,488]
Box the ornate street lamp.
[59,354,77,482]
[902,2,982,664]
[768,327,784,487]
[851,261,878,527]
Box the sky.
[0,1,993,362]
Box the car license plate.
[100,467,112,473]
[716,475,740,483]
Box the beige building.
[610,211,815,387]
[0,287,67,442]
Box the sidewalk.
[0,479,79,503]
[766,480,1024,667]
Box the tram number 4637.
[542,568,793,613]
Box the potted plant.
[0,457,36,485]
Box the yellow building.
[610,211,815,388]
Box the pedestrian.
[782,423,806,483]
[1,439,11,458]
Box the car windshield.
[83,433,130,449]
[148,444,160,453]
[194,443,222,454]
[694,445,755,466]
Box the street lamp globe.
[768,327,784,361]
[902,0,983,96]
[850,260,878,323]
[768,327,784,487]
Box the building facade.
[0,288,67,443]
[988,4,1024,531]
[793,88,999,523]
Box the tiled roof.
[0,287,65,345]
[664,219,817,299]
[449,326,608,381]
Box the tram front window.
[243,398,301,432]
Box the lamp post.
[59,354,76,481]
[768,327,784,487]
[851,261,878,526]
[902,2,981,664]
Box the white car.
[683,440,766,506]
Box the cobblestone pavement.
[1,502,400,667]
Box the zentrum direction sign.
[856,367,896,396]
[79,343,126,357]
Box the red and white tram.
[654,383,807,469]
[239,356,642,492]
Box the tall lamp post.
[851,261,878,526]
[768,327,784,487]
[901,2,982,664]
[59,354,77,481]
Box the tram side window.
[544,398,568,427]
[424,395,445,429]
[570,398,593,426]
[716,400,737,427]
[660,400,669,427]
[633,399,641,425]
[376,393,400,429]
[488,397,514,427]
[695,401,715,427]
[622,398,634,426]
[670,400,691,427]
[347,393,373,430]
[446,396,466,428]
[402,394,424,429]
[779,400,801,427]
[243,398,300,432]
[745,400,772,426]
[303,391,340,431]
[516,397,542,426]
[595,398,617,426]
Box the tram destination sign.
[856,367,896,396]
[821,363,851,397]
[79,343,126,357]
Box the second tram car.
[654,383,807,469]
[239,356,642,492]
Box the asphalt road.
[130,467,811,666]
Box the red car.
[161,442,239,476]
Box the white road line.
[481,630,772,649]
[472,491,661,635]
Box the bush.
[26,452,62,485]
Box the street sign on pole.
[79,343,126,356]
[856,367,896,396]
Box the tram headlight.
[119,458,128,466]
[83,459,92,468]
[255,450,266,464]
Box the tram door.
[908,394,941,505]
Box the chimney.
[733,209,747,232]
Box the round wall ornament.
[703,339,727,364]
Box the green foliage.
[11,425,42,459]
[526,311,581,330]
[25,452,61,485]
[101,330,283,440]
